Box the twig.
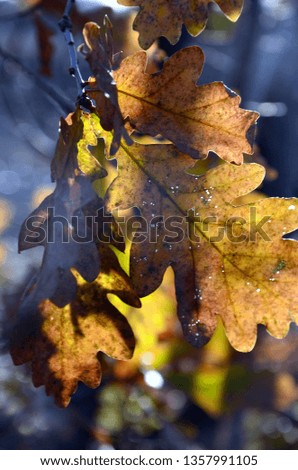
[58,0,86,100]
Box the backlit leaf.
[10,245,141,407]
[117,0,244,49]
[18,109,106,308]
[114,47,258,164]
[106,141,298,352]
[82,20,132,155]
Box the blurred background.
[1,0,298,450]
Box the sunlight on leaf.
[18,109,107,308]
[82,20,132,155]
[117,0,244,49]
[114,47,258,164]
[106,140,298,352]
[111,267,178,378]
[10,245,140,407]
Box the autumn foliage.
[10,0,298,407]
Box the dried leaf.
[106,141,298,352]
[115,47,258,164]
[18,110,106,308]
[117,0,244,49]
[10,245,141,407]
[51,110,107,182]
[82,20,132,155]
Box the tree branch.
[58,0,86,100]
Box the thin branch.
[58,0,86,99]
[0,45,73,115]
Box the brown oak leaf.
[117,0,244,49]
[82,19,132,155]
[114,47,258,164]
[18,110,106,308]
[10,244,141,407]
[105,140,298,352]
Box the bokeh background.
[1,0,298,450]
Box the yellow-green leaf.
[77,112,109,181]
[51,109,107,182]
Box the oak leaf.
[106,141,298,352]
[10,244,141,407]
[18,110,106,307]
[117,0,244,49]
[114,47,258,164]
[82,19,132,155]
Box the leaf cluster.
[10,1,298,406]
